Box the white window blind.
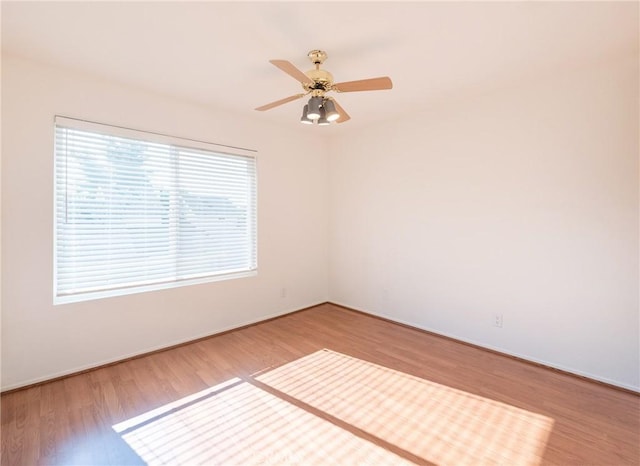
[54,116,257,304]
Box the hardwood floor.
[2,303,638,465]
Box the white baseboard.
[329,300,640,393]
[1,301,326,392]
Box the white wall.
[1,55,329,390]
[328,54,639,391]
[3,50,638,393]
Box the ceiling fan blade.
[333,76,393,93]
[269,60,312,85]
[255,94,305,111]
[332,99,351,123]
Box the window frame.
[53,116,258,305]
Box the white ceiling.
[2,1,638,132]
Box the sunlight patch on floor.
[257,349,554,465]
[113,375,413,465]
[113,349,553,465]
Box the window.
[54,116,257,304]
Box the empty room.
[1,2,638,465]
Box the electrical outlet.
[280,287,287,298]
[493,314,503,328]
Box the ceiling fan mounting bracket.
[307,49,328,65]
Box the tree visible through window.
[54,117,257,304]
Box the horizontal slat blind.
[54,117,257,302]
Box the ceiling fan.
[255,50,393,125]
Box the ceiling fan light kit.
[317,107,330,126]
[307,96,323,120]
[323,99,340,122]
[300,105,313,124]
[256,50,393,125]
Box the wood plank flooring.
[1,303,638,465]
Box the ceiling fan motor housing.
[304,69,334,93]
[303,50,333,94]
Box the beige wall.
[328,54,639,390]
[1,55,329,390]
